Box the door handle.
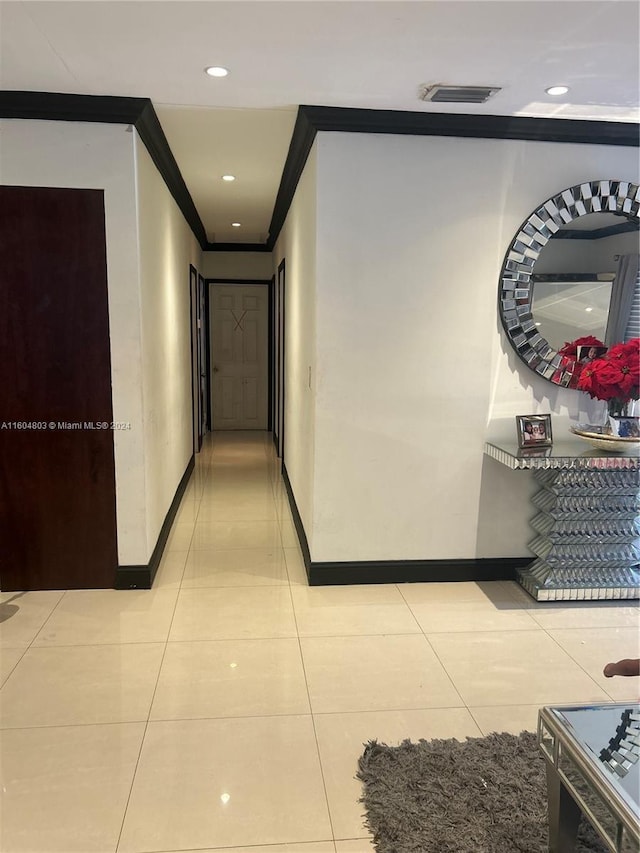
[213,366,219,373]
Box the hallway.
[0,431,638,852]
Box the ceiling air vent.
[419,84,501,104]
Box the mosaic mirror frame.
[498,180,640,386]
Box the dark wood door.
[0,186,118,590]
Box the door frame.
[197,272,208,439]
[206,277,272,432]
[189,264,201,452]
[276,259,286,463]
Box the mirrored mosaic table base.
[538,703,640,853]
[485,439,640,601]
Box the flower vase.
[607,399,640,439]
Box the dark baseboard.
[281,464,312,575]
[282,463,531,586]
[307,557,531,586]
[115,454,195,589]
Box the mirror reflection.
[531,213,638,350]
[498,180,640,386]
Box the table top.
[485,439,640,470]
[540,703,640,815]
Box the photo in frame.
[576,344,608,364]
[516,414,553,448]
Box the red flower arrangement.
[558,336,640,416]
[557,335,606,388]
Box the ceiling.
[1,0,638,245]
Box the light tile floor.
[1,431,638,853]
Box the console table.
[538,703,640,853]
[484,438,639,601]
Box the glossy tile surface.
[0,647,24,687]
[182,546,289,587]
[195,494,279,521]
[335,840,375,852]
[170,586,297,641]
[0,644,164,728]
[469,703,542,735]
[32,589,178,646]
[2,431,638,853]
[162,845,336,853]
[406,598,539,633]
[118,716,332,852]
[191,519,283,551]
[0,722,145,852]
[0,591,64,648]
[526,602,640,630]
[429,630,610,706]
[548,626,640,702]
[150,638,310,720]
[151,550,188,590]
[284,546,309,585]
[301,634,464,712]
[398,580,518,604]
[291,584,421,636]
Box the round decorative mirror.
[499,180,639,386]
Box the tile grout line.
[5,588,70,664]
[271,445,340,846]
[395,583,474,720]
[538,622,618,702]
[113,515,192,853]
[288,576,339,845]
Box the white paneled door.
[211,284,268,429]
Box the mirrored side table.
[538,703,640,853]
[484,438,640,601]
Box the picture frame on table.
[516,413,553,448]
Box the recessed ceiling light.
[535,322,542,326]
[205,66,229,78]
[585,307,593,312]
[545,85,569,96]
[231,222,241,227]
[222,175,235,182]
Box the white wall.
[134,134,201,557]
[273,143,318,538]
[0,119,200,566]
[201,251,273,280]
[308,131,639,563]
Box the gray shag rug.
[357,731,609,853]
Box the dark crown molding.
[0,90,146,124]
[266,107,317,251]
[3,93,638,256]
[135,100,207,247]
[265,105,640,249]
[206,243,271,252]
[296,105,640,145]
[0,91,209,249]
